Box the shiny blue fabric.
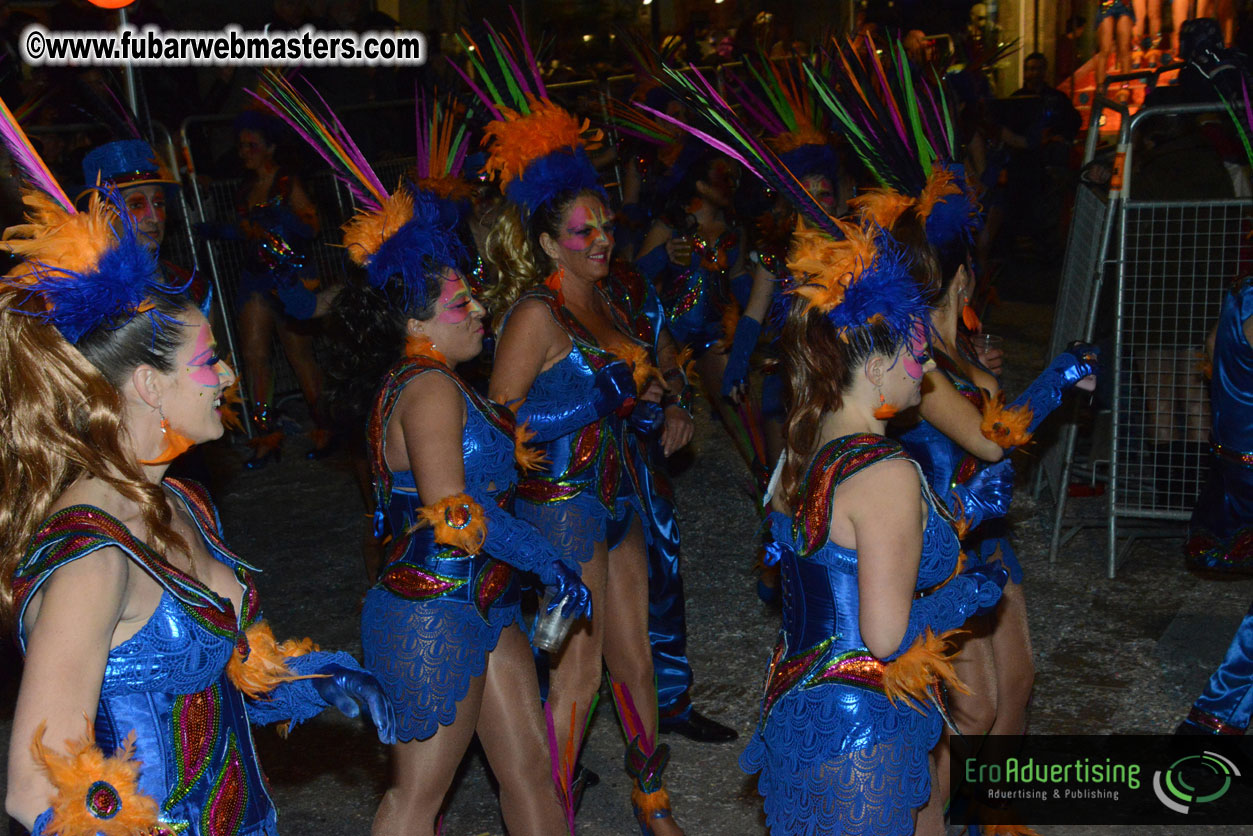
[361,364,533,742]
[741,441,963,836]
[1188,277,1253,572]
[636,235,745,355]
[1188,278,1253,731]
[895,352,1024,583]
[15,496,286,836]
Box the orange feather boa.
[980,393,1033,449]
[882,628,970,711]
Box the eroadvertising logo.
[952,735,1253,826]
[1152,751,1241,814]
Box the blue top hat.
[78,139,179,204]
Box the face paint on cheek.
[903,326,930,380]
[558,204,612,252]
[187,326,220,388]
[436,278,474,324]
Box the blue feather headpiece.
[788,216,929,346]
[353,185,467,309]
[918,161,982,252]
[501,146,606,220]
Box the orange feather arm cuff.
[30,719,160,836]
[415,492,488,555]
[227,620,321,700]
[980,393,1033,449]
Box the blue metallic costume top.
[1188,276,1253,571]
[361,354,563,741]
[13,479,351,836]
[896,343,1023,583]
[507,284,646,566]
[636,228,748,355]
[741,435,974,836]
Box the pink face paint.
[902,321,931,380]
[186,325,221,388]
[558,203,614,253]
[435,274,481,324]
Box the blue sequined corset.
[370,358,521,612]
[15,484,278,836]
[772,494,959,660]
[655,232,745,354]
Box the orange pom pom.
[30,718,160,836]
[873,401,899,420]
[482,96,602,189]
[514,421,549,473]
[227,620,320,700]
[674,344,697,382]
[341,190,415,266]
[962,304,982,333]
[882,628,970,711]
[788,216,876,317]
[916,166,963,223]
[405,334,448,366]
[609,340,663,392]
[631,785,673,820]
[980,393,1033,448]
[3,191,117,283]
[849,188,916,230]
[416,492,487,555]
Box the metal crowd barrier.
[1043,98,1253,577]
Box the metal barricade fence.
[1046,100,1253,577]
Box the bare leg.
[1172,0,1190,53]
[1096,17,1115,90]
[546,539,609,783]
[987,580,1035,737]
[1133,0,1148,42]
[603,519,685,836]
[923,623,998,825]
[476,626,569,835]
[239,296,276,407]
[275,316,324,415]
[1116,14,1134,74]
[371,673,486,836]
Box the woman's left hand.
[661,405,694,456]
[312,664,397,744]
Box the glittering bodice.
[14,480,277,836]
[368,357,520,613]
[773,435,961,657]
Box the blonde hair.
[481,202,544,327]
[0,290,190,629]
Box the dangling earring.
[141,408,196,465]
[544,264,566,304]
[405,332,448,366]
[961,297,981,332]
[873,389,898,420]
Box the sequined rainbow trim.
[200,735,247,836]
[1185,707,1246,735]
[166,686,223,811]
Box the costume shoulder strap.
[791,434,908,556]
[12,506,231,651]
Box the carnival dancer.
[458,16,688,833]
[1179,274,1253,734]
[805,37,1099,827]
[250,73,591,834]
[193,110,329,467]
[636,57,1009,836]
[0,97,394,836]
[602,261,737,743]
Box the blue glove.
[721,314,762,397]
[964,562,1010,617]
[276,283,317,320]
[515,360,637,442]
[1010,343,1100,435]
[193,220,243,241]
[546,560,593,619]
[312,663,397,744]
[628,399,665,435]
[476,498,569,587]
[951,459,1015,529]
[882,571,997,661]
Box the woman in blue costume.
[1179,275,1253,734]
[744,212,1005,836]
[0,123,393,836]
[250,73,592,834]
[463,23,689,831]
[194,110,329,467]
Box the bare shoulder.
[835,457,921,512]
[395,369,466,417]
